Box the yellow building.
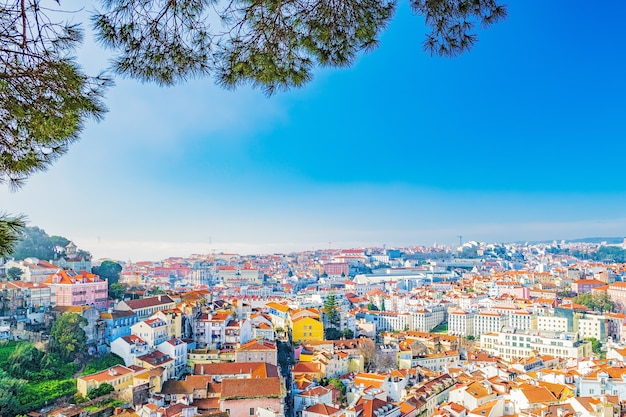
[77,365,135,397]
[187,346,236,367]
[292,316,323,344]
[153,309,184,339]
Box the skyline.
[3,2,626,261]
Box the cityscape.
[2,1,626,417]
[1,235,626,417]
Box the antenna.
[457,235,463,246]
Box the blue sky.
[3,1,626,260]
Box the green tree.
[0,214,26,259]
[324,293,340,329]
[11,226,53,260]
[49,313,88,362]
[6,267,23,281]
[324,327,342,340]
[342,329,354,339]
[108,283,127,301]
[87,382,114,399]
[73,392,88,404]
[39,352,78,380]
[325,377,346,397]
[573,292,615,313]
[82,353,124,376]
[4,342,44,380]
[585,337,603,356]
[49,236,71,251]
[591,246,626,263]
[0,369,25,416]
[92,260,122,285]
[146,287,166,296]
[591,291,615,313]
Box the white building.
[111,334,152,367]
[157,338,188,378]
[480,329,592,362]
[449,310,475,337]
[474,311,508,337]
[508,310,534,331]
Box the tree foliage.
[4,342,44,380]
[17,378,77,414]
[0,0,506,189]
[10,226,53,260]
[573,292,615,313]
[10,225,88,262]
[585,337,602,355]
[6,267,23,281]
[367,302,379,311]
[324,327,342,340]
[324,293,340,328]
[108,283,127,301]
[590,246,626,263]
[93,260,122,285]
[1,0,110,188]
[82,353,124,376]
[0,369,25,416]
[87,382,114,399]
[323,377,346,397]
[0,341,78,416]
[49,312,88,362]
[0,213,26,259]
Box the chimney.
[158,295,162,302]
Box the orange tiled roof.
[220,377,282,399]
[80,365,134,383]
[237,339,276,351]
[44,269,103,285]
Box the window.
[250,408,255,415]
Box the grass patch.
[81,353,124,376]
[431,323,448,334]
[18,378,76,411]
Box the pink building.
[236,339,278,366]
[571,279,606,294]
[44,270,108,311]
[608,282,626,312]
[324,263,350,277]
